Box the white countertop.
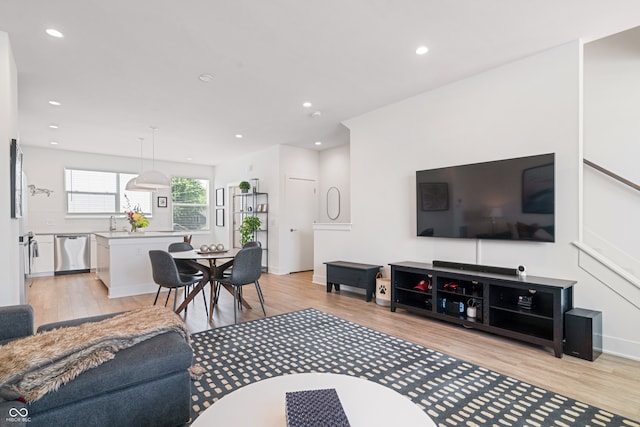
[94,231,190,239]
[33,230,207,237]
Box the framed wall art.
[215,188,224,206]
[216,208,224,226]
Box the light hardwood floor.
[27,272,640,421]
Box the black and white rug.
[189,308,638,426]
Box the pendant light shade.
[136,170,171,188]
[135,127,170,189]
[125,176,149,192]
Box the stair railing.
[583,159,639,192]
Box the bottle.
[109,216,116,231]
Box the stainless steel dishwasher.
[54,234,91,275]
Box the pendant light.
[125,137,150,192]
[135,126,171,189]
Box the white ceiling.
[1,1,639,166]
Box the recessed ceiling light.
[186,157,193,161]
[49,124,59,129]
[46,29,64,38]
[235,134,243,139]
[311,111,322,118]
[48,100,61,106]
[198,74,214,82]
[50,141,59,145]
[416,45,429,55]
[302,102,312,108]
[315,141,322,146]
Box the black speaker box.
[433,260,518,276]
[564,308,602,361]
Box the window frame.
[64,168,153,216]
[171,176,211,231]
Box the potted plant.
[239,181,251,193]
[239,216,261,246]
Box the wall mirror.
[326,187,341,220]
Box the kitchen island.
[95,232,189,298]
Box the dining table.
[170,248,250,320]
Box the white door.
[286,177,317,273]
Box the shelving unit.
[390,261,575,357]
[233,191,268,271]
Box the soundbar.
[432,260,518,276]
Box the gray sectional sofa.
[0,305,193,427]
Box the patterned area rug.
[189,308,638,426]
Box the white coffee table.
[191,372,435,426]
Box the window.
[172,177,210,231]
[65,169,152,214]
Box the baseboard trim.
[602,334,640,362]
[312,273,325,285]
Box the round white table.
[191,372,435,426]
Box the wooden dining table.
[171,248,250,319]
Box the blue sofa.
[0,305,193,427]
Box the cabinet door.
[32,235,54,274]
[90,235,97,269]
[95,240,111,286]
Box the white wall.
[583,27,640,275]
[0,31,20,305]
[314,41,640,359]
[22,146,215,246]
[318,144,351,223]
[584,27,640,184]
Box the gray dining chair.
[220,241,262,279]
[149,250,204,312]
[168,242,208,316]
[212,245,265,324]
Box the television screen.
[416,153,555,242]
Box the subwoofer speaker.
[564,308,602,361]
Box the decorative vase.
[130,224,137,233]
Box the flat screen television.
[416,153,555,242]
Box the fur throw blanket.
[0,306,190,403]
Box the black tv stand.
[390,261,575,357]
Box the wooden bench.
[324,261,382,302]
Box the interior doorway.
[285,177,317,273]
